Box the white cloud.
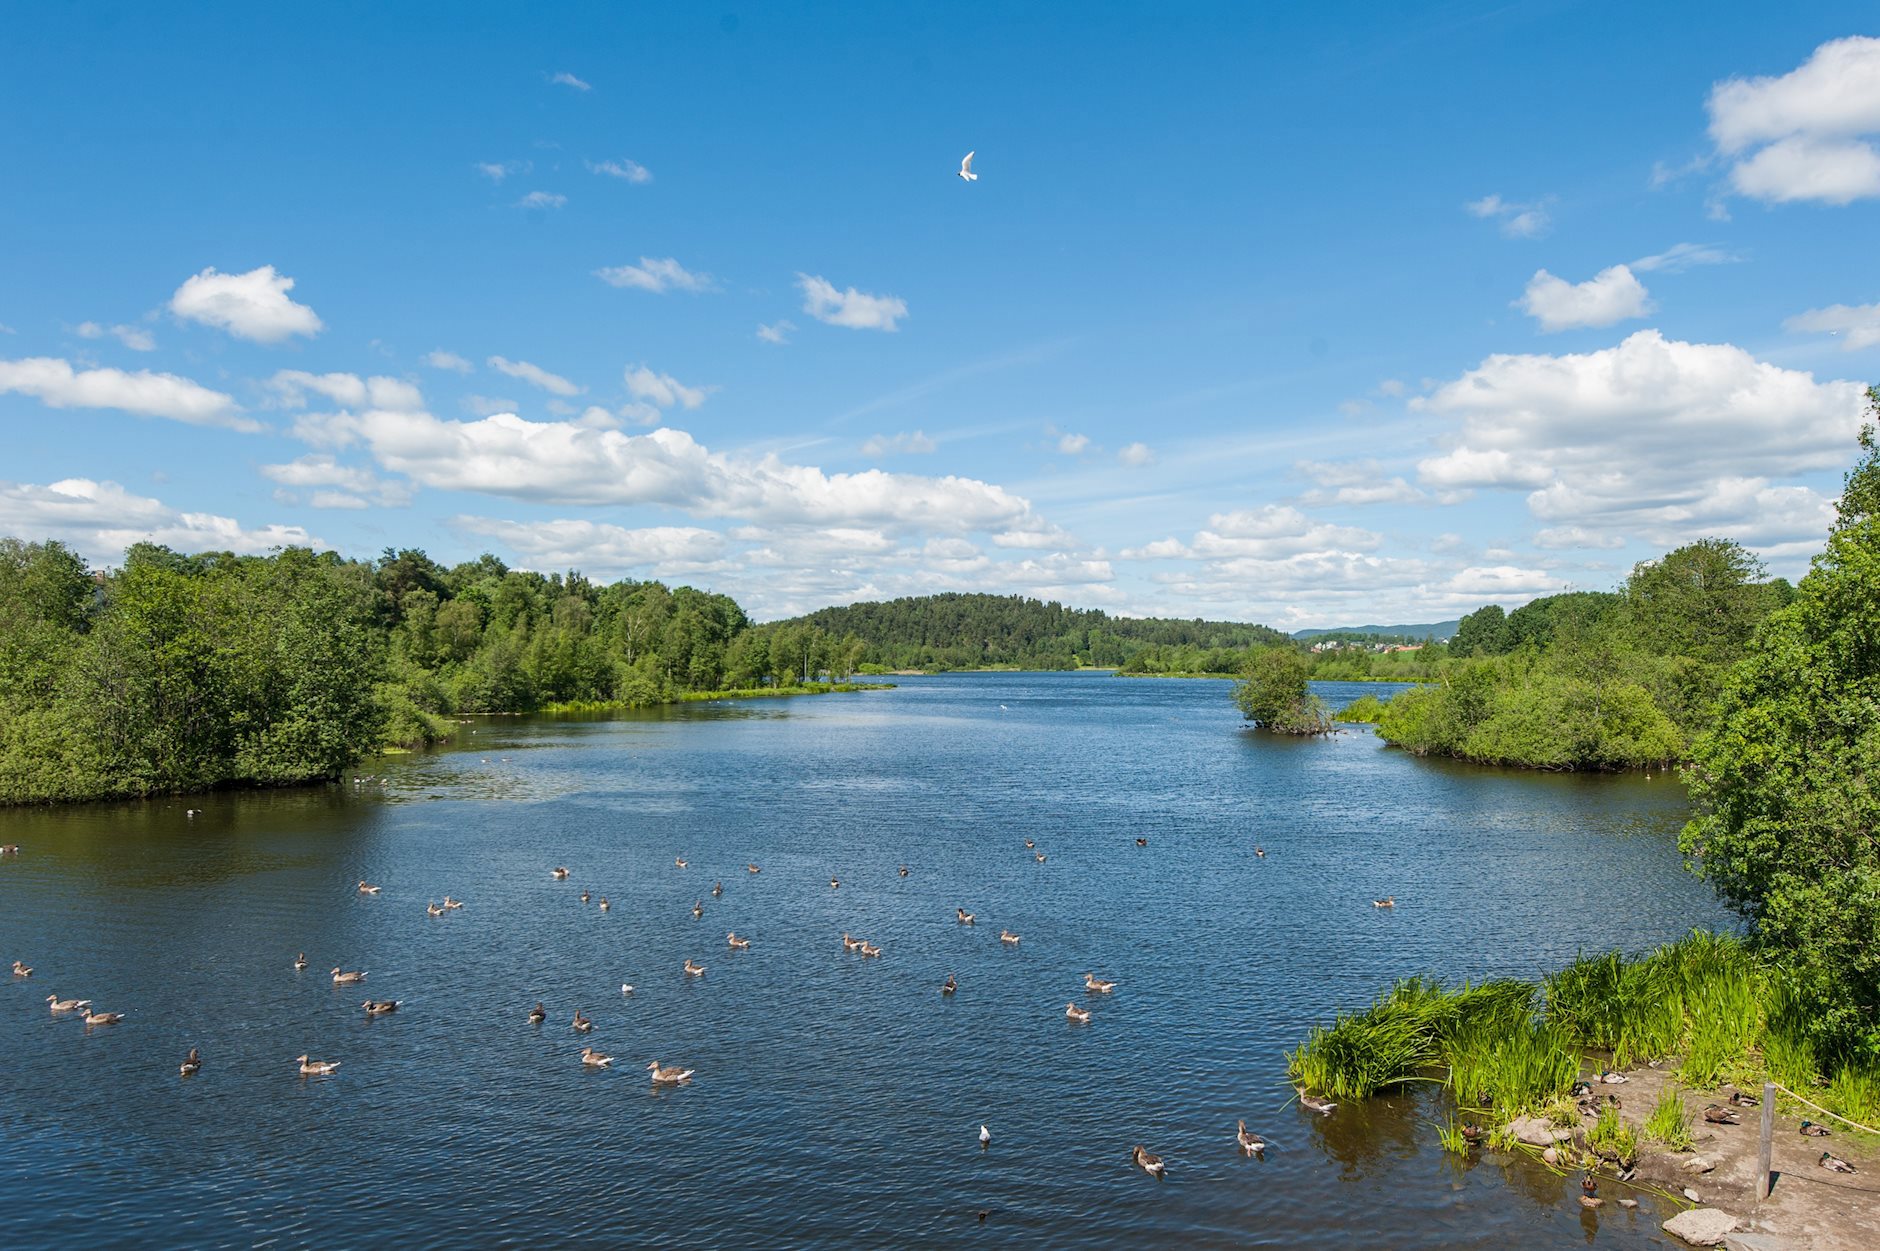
[595,256,716,294]
[260,454,413,508]
[476,160,528,182]
[456,517,726,576]
[1533,526,1627,550]
[487,355,581,396]
[861,430,937,456]
[1630,242,1742,273]
[991,523,1077,550]
[75,321,155,351]
[0,478,318,559]
[169,265,323,343]
[1376,378,1408,398]
[757,320,795,344]
[270,370,424,412]
[550,71,591,91]
[1786,301,1880,349]
[0,356,253,430]
[1056,432,1090,455]
[424,349,474,373]
[517,191,567,209]
[623,364,706,410]
[1465,193,1552,238]
[587,158,651,183]
[797,274,907,331]
[1414,329,1867,553]
[1518,264,1654,331]
[460,394,518,417]
[298,406,1044,535]
[1707,37,1880,205]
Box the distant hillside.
[773,593,1288,671]
[1293,620,1461,643]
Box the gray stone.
[1683,1187,1702,1201]
[1663,1208,1742,1247]
[1722,1235,1793,1251]
[1680,1154,1718,1173]
[1507,1115,1573,1147]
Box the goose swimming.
[1297,1089,1337,1115]
[683,959,706,977]
[691,901,703,918]
[727,932,750,950]
[83,1009,124,1026]
[1065,1002,1091,1023]
[956,908,975,925]
[581,1047,613,1068]
[427,901,446,917]
[599,897,611,912]
[572,1010,593,1033]
[942,974,957,995]
[47,995,91,1013]
[552,867,570,880]
[528,1002,546,1024]
[1132,1146,1166,1177]
[1237,1120,1266,1155]
[11,960,31,977]
[979,1124,991,1146]
[331,968,367,985]
[647,1061,694,1085]
[362,999,399,1016]
[357,881,381,895]
[674,857,688,869]
[1000,930,1020,945]
[180,1048,201,1077]
[293,953,308,970]
[295,1054,341,1076]
[712,881,723,897]
[1084,973,1116,994]
[1372,897,1395,909]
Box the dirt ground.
[1594,1062,1880,1249]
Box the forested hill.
[773,593,1288,671]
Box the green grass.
[1332,693,1392,723]
[1587,1100,1641,1165]
[1645,1086,1694,1151]
[1435,1117,1473,1156]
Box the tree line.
[0,542,869,805]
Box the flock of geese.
[3,828,1315,1178]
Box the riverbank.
[540,682,894,712]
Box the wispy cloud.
[488,355,581,396]
[549,71,591,91]
[861,430,937,456]
[757,320,795,344]
[76,321,156,351]
[423,349,474,373]
[595,256,717,294]
[1786,301,1880,350]
[797,274,908,331]
[517,190,567,209]
[587,158,651,183]
[1118,442,1155,467]
[0,356,253,430]
[1464,193,1553,238]
[476,160,529,182]
[1630,242,1743,273]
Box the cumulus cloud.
[517,190,567,209]
[1465,193,1552,238]
[424,349,474,372]
[270,370,424,412]
[75,321,155,351]
[1118,442,1154,467]
[0,356,253,430]
[1519,265,1654,331]
[797,274,907,331]
[1786,301,1880,349]
[487,355,581,396]
[550,71,591,91]
[861,430,937,457]
[756,320,795,344]
[260,454,414,508]
[587,158,651,183]
[1056,432,1090,455]
[455,517,726,576]
[623,364,706,411]
[0,478,318,560]
[169,265,323,343]
[1708,37,1880,204]
[595,256,716,294]
[1414,329,1867,552]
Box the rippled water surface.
[0,674,1728,1247]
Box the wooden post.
[1757,1081,1776,1201]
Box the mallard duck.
[1135,837,1148,847]
[727,932,750,950]
[293,953,308,970]
[859,942,882,958]
[747,864,760,874]
[1728,1089,1760,1108]
[331,968,367,984]
[1131,1145,1166,1177]
[1599,1069,1628,1085]
[1236,1120,1266,1155]
[427,901,445,917]
[552,867,570,880]
[683,959,706,977]
[956,908,976,925]
[46,995,91,1013]
[11,960,32,977]
[581,1047,614,1067]
[1460,1123,1484,1144]
[1703,1104,1741,1125]
[1820,1151,1856,1174]
[1297,1089,1336,1115]
[898,866,909,877]
[691,901,703,918]
[1085,973,1117,993]
[572,1010,592,1033]
[357,881,380,895]
[295,1054,341,1076]
[942,974,957,995]
[1000,930,1020,945]
[1578,1173,1602,1208]
[1372,896,1395,909]
[528,1002,546,1024]
[674,857,688,869]
[1801,1120,1831,1137]
[647,1060,694,1084]
[830,877,840,889]
[580,890,591,905]
[599,897,611,912]
[1065,1002,1091,1023]
[362,999,399,1016]
[1570,1080,1594,1097]
[443,896,463,910]
[712,881,723,897]
[83,1009,124,1026]
[180,1047,201,1077]
[1254,846,1266,858]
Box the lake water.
[0,673,1730,1248]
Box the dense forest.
[777,592,1289,671]
[0,541,872,805]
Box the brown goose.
[1132,1145,1166,1177]
[1237,1120,1266,1155]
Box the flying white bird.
[959,151,977,182]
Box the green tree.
[1233,647,1331,734]
[1450,604,1509,658]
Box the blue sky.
[3,2,1878,626]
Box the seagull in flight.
[959,151,977,182]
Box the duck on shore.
[1801,1120,1832,1137]
[296,1054,341,1076]
[1236,1120,1266,1155]
[1703,1104,1741,1125]
[1821,1151,1856,1174]
[1132,1146,1166,1177]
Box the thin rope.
[1768,1081,1880,1137]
